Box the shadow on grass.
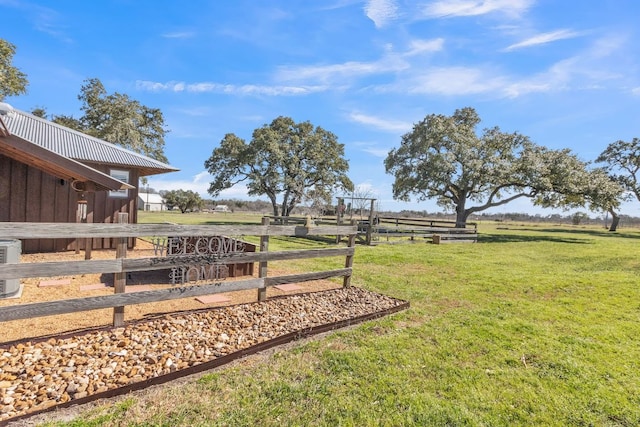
[481,227,640,244]
[479,233,591,244]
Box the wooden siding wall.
[0,155,139,253]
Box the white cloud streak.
[423,0,534,18]
[504,29,582,51]
[277,57,408,84]
[162,31,196,39]
[364,0,399,28]
[147,171,250,199]
[136,80,327,96]
[348,112,412,133]
[404,66,508,95]
[362,147,391,157]
[404,38,445,56]
[276,38,442,85]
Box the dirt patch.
[0,240,341,344]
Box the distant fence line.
[0,215,357,327]
[370,216,478,244]
[265,215,478,245]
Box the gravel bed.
[0,287,406,423]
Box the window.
[108,169,130,198]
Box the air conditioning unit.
[0,239,21,298]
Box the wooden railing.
[0,217,357,327]
[372,216,478,244]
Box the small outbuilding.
[138,192,167,211]
[0,108,178,253]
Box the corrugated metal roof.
[2,109,179,176]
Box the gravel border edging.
[1,287,409,425]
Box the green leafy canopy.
[205,116,353,217]
[0,38,28,101]
[385,107,622,227]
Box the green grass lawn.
[43,217,640,426]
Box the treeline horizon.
[196,198,640,227]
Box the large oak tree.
[385,107,617,227]
[205,116,353,217]
[596,137,640,231]
[161,189,203,213]
[0,39,28,101]
[35,78,169,164]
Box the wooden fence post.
[366,198,375,245]
[258,216,269,301]
[113,212,128,327]
[343,220,356,288]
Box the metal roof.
[0,132,135,192]
[2,109,179,177]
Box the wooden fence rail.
[372,216,478,244]
[0,221,358,326]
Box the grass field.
[41,214,640,426]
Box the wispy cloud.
[404,38,445,56]
[423,0,534,18]
[136,80,327,96]
[504,29,582,51]
[364,0,398,28]
[348,112,412,133]
[404,66,507,96]
[502,40,625,98]
[632,87,640,95]
[276,38,442,86]
[351,141,391,158]
[147,171,250,199]
[1,0,72,42]
[277,56,408,85]
[353,181,381,197]
[162,31,196,39]
[362,146,391,157]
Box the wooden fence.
[372,216,478,244]
[0,216,357,327]
[265,215,478,245]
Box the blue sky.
[2,0,640,217]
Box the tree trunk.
[455,199,468,228]
[266,193,279,217]
[608,208,620,232]
[280,193,289,217]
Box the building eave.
[0,134,135,192]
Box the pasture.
[37,213,640,426]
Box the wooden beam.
[0,268,352,323]
[0,223,357,239]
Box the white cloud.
[147,171,250,199]
[364,0,398,28]
[277,56,408,84]
[423,0,534,18]
[352,181,381,197]
[504,29,582,51]
[348,112,412,133]
[162,31,196,39]
[632,87,640,95]
[136,80,327,96]
[353,141,391,157]
[406,66,507,95]
[2,0,73,42]
[362,147,391,157]
[404,38,445,56]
